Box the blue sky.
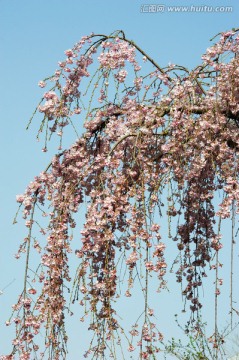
[0,0,239,358]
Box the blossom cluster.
[4,29,239,359]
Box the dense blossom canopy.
[2,29,239,359]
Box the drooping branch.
[3,28,239,360]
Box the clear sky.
[0,0,239,358]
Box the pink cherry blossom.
[5,28,239,360]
